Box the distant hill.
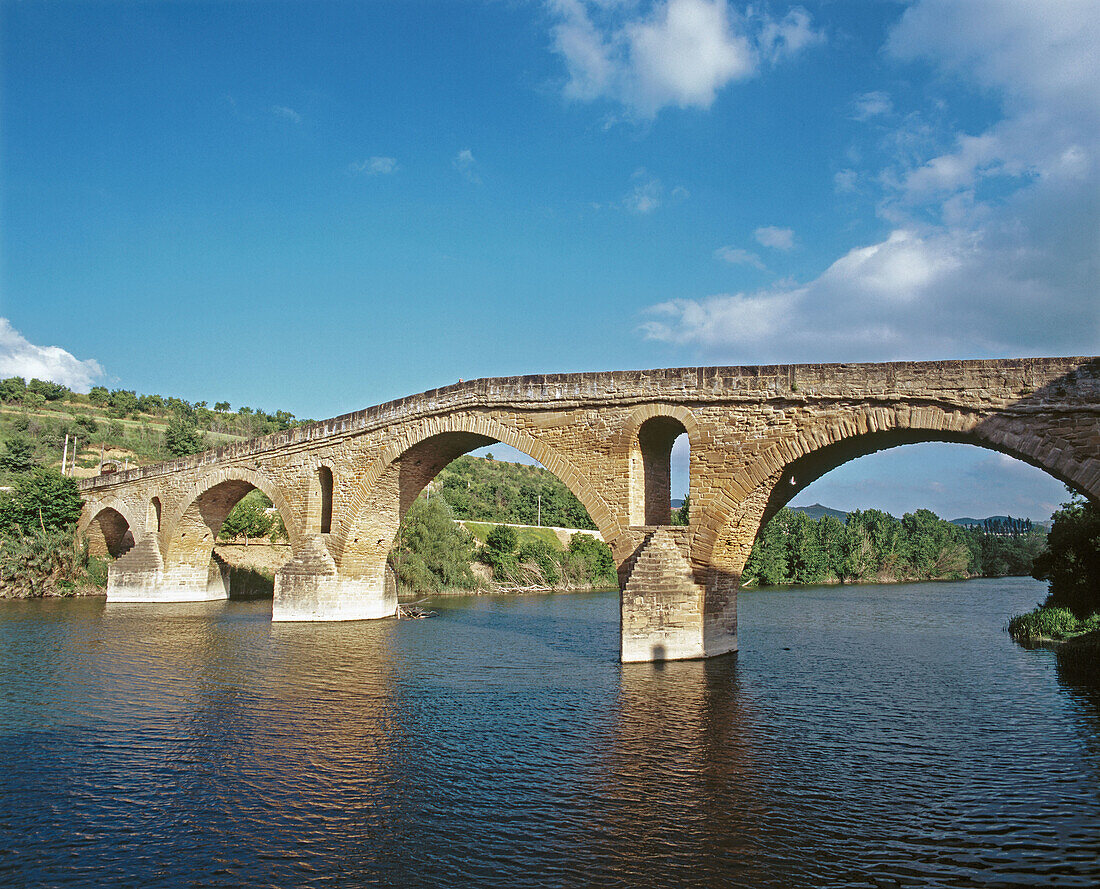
[789,503,849,521]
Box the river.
[2,576,1098,887]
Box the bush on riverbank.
[1007,607,1100,642]
[478,525,617,590]
[1008,493,1099,645]
[0,526,107,597]
[0,467,106,598]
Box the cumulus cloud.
[453,148,481,183]
[549,0,823,118]
[271,105,302,124]
[349,156,398,175]
[754,225,794,250]
[714,245,766,269]
[0,319,104,393]
[639,0,1100,363]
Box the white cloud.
[757,7,824,63]
[453,148,481,183]
[349,156,398,176]
[834,169,858,193]
[0,319,104,393]
[271,105,302,124]
[714,245,766,269]
[754,225,794,250]
[549,0,822,118]
[624,169,663,213]
[639,0,1100,363]
[851,90,892,121]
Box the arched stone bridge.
[77,357,1100,663]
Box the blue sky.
[1,0,1096,520]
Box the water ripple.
[1,579,1098,887]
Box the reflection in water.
[2,578,1100,887]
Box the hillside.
[0,376,311,482]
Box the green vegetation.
[217,490,288,544]
[1007,607,1100,642]
[1008,493,1100,644]
[389,497,480,594]
[0,374,313,479]
[388,494,617,596]
[0,467,105,597]
[743,506,1046,587]
[434,454,596,529]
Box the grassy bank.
[1006,607,1100,644]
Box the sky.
[1,0,1096,520]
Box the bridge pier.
[107,536,230,602]
[620,529,737,662]
[273,536,397,621]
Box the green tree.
[1032,493,1100,618]
[0,438,35,474]
[88,386,110,406]
[218,490,275,544]
[562,533,617,587]
[27,378,69,401]
[672,495,690,526]
[0,376,26,403]
[742,510,792,586]
[481,524,519,574]
[389,497,477,592]
[0,467,84,535]
[163,414,206,457]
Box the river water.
[2,577,1099,888]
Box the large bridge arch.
[162,466,302,568]
[697,403,1100,584]
[78,499,144,558]
[335,413,618,576]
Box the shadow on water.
[225,564,275,600]
[556,654,776,888]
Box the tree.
[214,401,230,412]
[88,386,110,406]
[562,533,616,587]
[481,524,519,573]
[389,497,477,592]
[1032,493,1100,618]
[27,378,69,401]
[0,467,84,535]
[218,491,274,544]
[163,414,206,457]
[672,495,690,526]
[0,377,26,403]
[0,438,35,474]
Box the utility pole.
[62,435,69,476]
[537,492,542,527]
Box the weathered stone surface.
[77,357,1100,661]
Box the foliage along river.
[2,576,1099,888]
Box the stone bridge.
[77,357,1100,663]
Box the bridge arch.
[78,499,142,558]
[336,414,617,576]
[616,406,699,526]
[162,466,302,568]
[696,403,1099,579]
